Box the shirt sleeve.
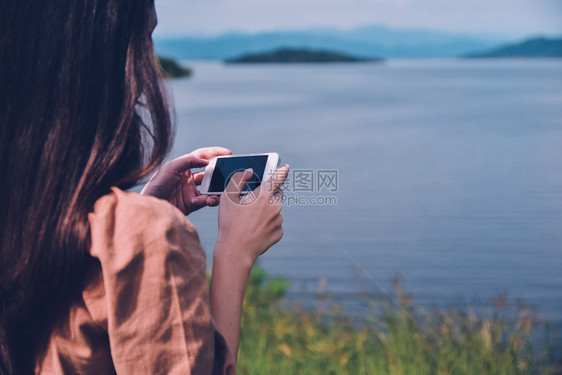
[87,187,236,375]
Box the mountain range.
[466,37,562,58]
[154,25,508,60]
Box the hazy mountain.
[465,37,562,58]
[154,25,505,60]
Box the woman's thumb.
[224,168,254,201]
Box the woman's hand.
[210,165,289,359]
[214,164,290,269]
[141,146,232,216]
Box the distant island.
[156,56,192,78]
[225,48,381,63]
[465,37,562,58]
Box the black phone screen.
[209,155,268,193]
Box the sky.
[154,0,562,38]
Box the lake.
[165,59,562,328]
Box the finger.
[273,189,284,200]
[191,194,219,208]
[269,190,284,206]
[261,164,290,197]
[206,196,220,207]
[224,168,254,202]
[190,146,232,160]
[189,195,209,212]
[164,154,209,174]
[193,171,205,185]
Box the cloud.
[154,0,562,37]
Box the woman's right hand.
[214,165,290,270]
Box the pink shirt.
[36,187,236,374]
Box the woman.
[0,1,288,374]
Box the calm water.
[166,60,562,326]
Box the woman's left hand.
[141,146,232,215]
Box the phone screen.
[209,155,268,193]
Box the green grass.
[235,266,561,375]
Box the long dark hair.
[0,1,172,373]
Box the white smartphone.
[199,153,280,195]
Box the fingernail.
[245,168,253,173]
[191,197,200,204]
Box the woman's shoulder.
[88,187,203,264]
[38,188,214,374]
